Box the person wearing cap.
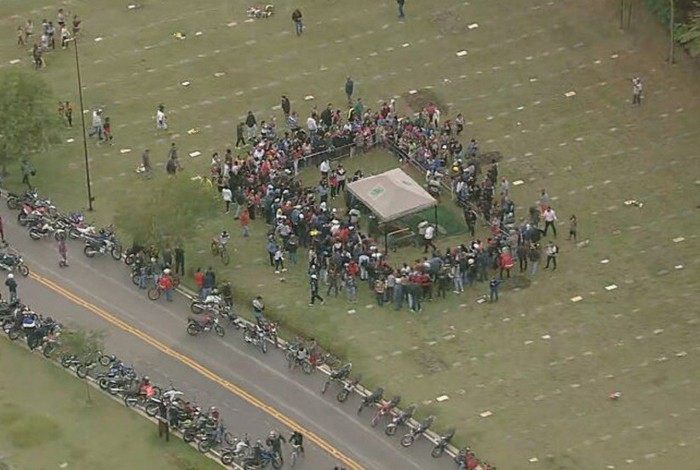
[5,273,17,302]
[158,269,174,301]
[308,274,324,306]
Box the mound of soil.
[401,89,449,115]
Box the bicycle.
[210,240,230,265]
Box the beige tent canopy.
[346,168,437,222]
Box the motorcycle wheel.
[42,343,56,358]
[60,355,73,368]
[84,245,97,258]
[221,251,230,266]
[76,364,90,379]
[69,228,80,240]
[190,302,204,314]
[400,434,415,447]
[385,424,397,436]
[186,323,200,336]
[98,355,112,366]
[261,340,268,354]
[145,402,159,417]
[18,264,29,277]
[131,272,140,286]
[53,231,63,241]
[108,385,120,396]
[124,254,135,266]
[124,395,138,407]
[337,389,349,403]
[17,212,27,226]
[111,245,123,260]
[147,288,161,301]
[6,198,19,210]
[197,439,212,453]
[431,446,445,458]
[302,361,313,374]
[8,329,20,340]
[220,451,234,466]
[98,378,109,390]
[151,386,161,397]
[29,230,42,240]
[215,324,225,337]
[183,431,195,443]
[272,456,283,469]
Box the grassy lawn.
[1,0,699,468]
[0,338,219,470]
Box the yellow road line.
[29,271,363,470]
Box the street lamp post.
[72,36,94,211]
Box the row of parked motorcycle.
[6,189,123,259]
[0,295,290,469]
[6,188,495,469]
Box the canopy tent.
[347,168,437,223]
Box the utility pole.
[72,37,95,211]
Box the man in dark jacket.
[5,273,18,302]
[281,95,291,117]
[202,267,216,298]
[235,122,246,147]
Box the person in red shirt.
[194,267,204,298]
[498,250,514,279]
[239,209,251,237]
[346,260,359,278]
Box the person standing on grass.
[235,121,246,148]
[89,109,103,140]
[544,241,559,270]
[101,116,113,144]
[568,214,578,241]
[245,111,257,141]
[292,9,303,36]
[397,0,406,18]
[174,245,185,275]
[308,274,324,305]
[156,104,167,130]
[517,242,529,273]
[65,101,73,127]
[141,149,152,175]
[632,77,643,105]
[21,159,35,189]
[374,277,386,306]
[543,206,557,237]
[281,95,291,118]
[538,188,550,215]
[345,77,354,105]
[489,277,501,302]
[240,208,251,237]
[221,186,232,213]
[17,26,25,46]
[273,246,286,273]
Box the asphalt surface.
[1,205,450,470]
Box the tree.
[0,70,60,175]
[114,176,220,248]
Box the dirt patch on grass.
[430,7,471,35]
[401,89,449,115]
[414,350,449,375]
[8,414,61,448]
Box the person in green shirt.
[352,98,363,119]
[21,158,35,189]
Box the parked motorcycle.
[0,251,30,277]
[357,387,384,415]
[242,324,268,353]
[6,189,38,210]
[83,233,122,260]
[336,374,362,403]
[28,219,65,241]
[321,362,352,394]
[400,415,435,447]
[431,428,455,458]
[186,316,225,337]
[220,434,251,466]
[385,403,417,436]
[370,395,401,426]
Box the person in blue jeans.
[292,9,303,35]
[397,0,405,18]
[489,278,502,302]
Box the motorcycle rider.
[158,269,174,301]
[289,430,304,455]
[266,429,286,462]
[295,345,309,367]
[213,230,230,251]
[5,273,18,302]
[138,376,153,396]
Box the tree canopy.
[114,176,220,247]
[0,70,60,170]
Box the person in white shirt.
[422,222,436,253]
[543,207,557,237]
[319,159,330,178]
[156,105,167,130]
[306,116,317,133]
[89,109,103,140]
[221,187,232,213]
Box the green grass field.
[1,1,698,468]
[0,338,219,470]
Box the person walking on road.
[397,0,406,18]
[58,236,68,267]
[5,273,18,302]
[289,431,304,464]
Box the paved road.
[2,206,449,470]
